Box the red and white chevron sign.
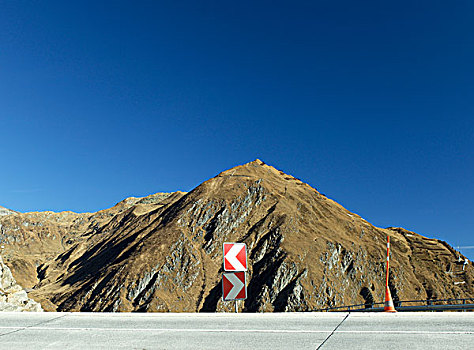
[223,243,247,271]
[222,271,247,300]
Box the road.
[0,312,472,349]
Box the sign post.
[222,243,247,312]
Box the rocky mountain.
[0,255,42,311]
[0,192,176,289]
[1,160,473,312]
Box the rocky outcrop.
[0,255,42,311]
[1,160,473,312]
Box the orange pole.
[386,235,390,289]
[384,235,397,312]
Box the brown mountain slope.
[18,160,473,312]
[0,192,180,289]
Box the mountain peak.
[249,159,265,165]
[220,159,279,177]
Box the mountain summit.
[1,161,472,311]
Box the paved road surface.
[0,312,472,349]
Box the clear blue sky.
[1,1,473,258]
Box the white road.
[0,312,472,349]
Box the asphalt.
[0,312,472,349]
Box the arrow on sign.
[223,243,247,271]
[222,271,246,300]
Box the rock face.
[0,255,43,311]
[1,160,473,312]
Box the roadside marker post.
[384,235,397,313]
[222,243,247,312]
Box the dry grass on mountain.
[1,160,473,312]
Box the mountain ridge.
[1,160,472,312]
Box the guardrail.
[315,298,474,312]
